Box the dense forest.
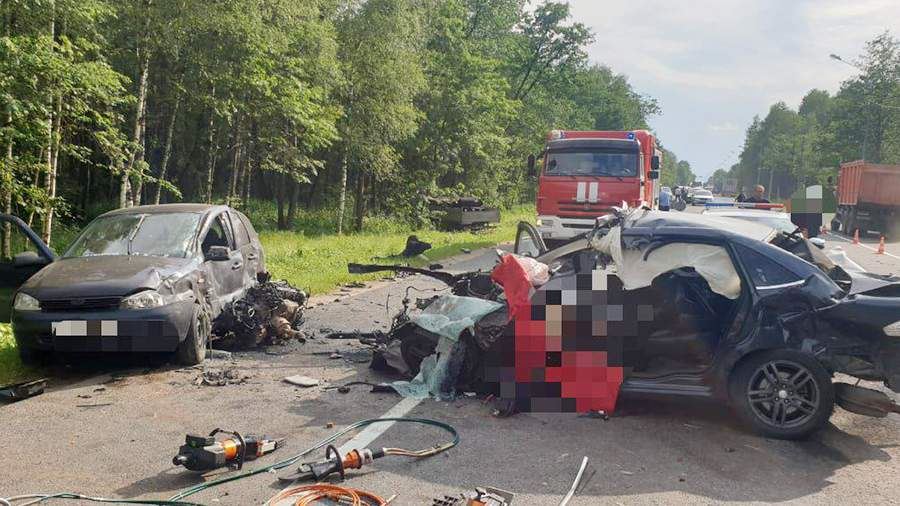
[714,32,900,199]
[0,0,685,248]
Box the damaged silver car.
[4,204,265,365]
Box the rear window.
[735,244,801,288]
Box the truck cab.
[533,130,661,244]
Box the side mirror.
[13,251,49,268]
[527,154,536,178]
[651,155,660,170]
[648,170,660,180]
[206,245,230,261]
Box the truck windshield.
[544,149,639,177]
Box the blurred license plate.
[51,320,118,337]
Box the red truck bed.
[838,161,900,207]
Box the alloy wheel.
[746,360,820,429]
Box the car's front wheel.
[176,302,211,365]
[729,350,834,439]
[18,345,50,366]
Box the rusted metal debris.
[213,280,308,348]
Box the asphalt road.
[2,211,900,505]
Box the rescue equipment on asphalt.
[172,429,285,472]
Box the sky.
[567,0,900,180]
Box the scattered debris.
[401,235,432,257]
[0,378,47,402]
[325,422,334,429]
[461,248,471,254]
[77,403,113,408]
[77,394,92,399]
[283,375,320,388]
[344,281,367,288]
[213,279,308,348]
[195,368,250,387]
[559,457,589,506]
[93,387,106,393]
[329,352,343,360]
[207,349,233,360]
[432,486,514,505]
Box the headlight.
[13,292,40,311]
[120,290,164,309]
[884,321,900,337]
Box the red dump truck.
[834,160,900,237]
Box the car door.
[0,215,55,322]
[514,221,548,257]
[229,210,261,282]
[200,212,245,306]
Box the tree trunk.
[305,170,321,208]
[286,180,299,228]
[119,35,150,207]
[276,173,287,229]
[154,94,179,204]
[337,151,348,235]
[2,110,11,259]
[227,116,243,205]
[204,104,217,204]
[353,169,366,232]
[42,92,62,245]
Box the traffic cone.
[876,236,886,255]
[853,229,860,245]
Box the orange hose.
[267,483,386,506]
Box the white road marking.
[337,396,423,453]
[826,232,900,260]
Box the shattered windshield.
[64,213,201,259]
[545,149,639,177]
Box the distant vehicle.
[690,188,714,206]
[530,130,662,246]
[1,204,266,365]
[833,161,900,237]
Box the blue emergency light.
[626,132,635,140]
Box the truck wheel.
[176,303,211,365]
[728,350,834,440]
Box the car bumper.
[11,301,194,354]
[537,215,596,240]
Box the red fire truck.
[528,130,662,244]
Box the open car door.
[0,215,55,322]
[514,221,547,258]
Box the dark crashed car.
[1,204,265,365]
[510,210,900,438]
[357,209,900,439]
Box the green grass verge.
[260,205,532,294]
[0,323,36,385]
[0,205,534,385]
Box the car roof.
[704,208,790,219]
[625,209,776,242]
[100,203,229,217]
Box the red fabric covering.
[490,254,534,321]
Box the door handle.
[231,261,243,270]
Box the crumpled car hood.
[23,255,195,299]
[845,270,900,296]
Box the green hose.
[169,417,460,501]
[3,417,459,505]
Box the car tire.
[728,350,834,440]
[176,302,211,365]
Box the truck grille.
[558,204,614,214]
[40,297,122,312]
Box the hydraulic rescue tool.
[172,429,285,472]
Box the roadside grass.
[0,323,35,386]
[260,205,532,294]
[0,205,533,385]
